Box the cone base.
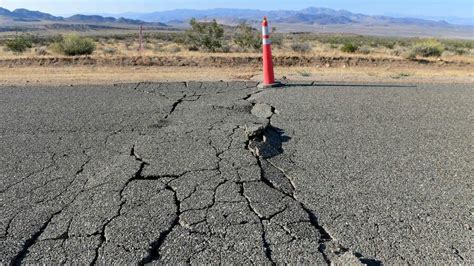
[257,82,283,89]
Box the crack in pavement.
[2,82,392,265]
[452,246,464,261]
[7,147,96,265]
[90,146,148,265]
[10,209,64,266]
[0,153,57,194]
[244,94,383,265]
[239,182,275,264]
[9,163,92,265]
[164,94,187,119]
[139,185,181,265]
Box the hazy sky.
[0,0,473,17]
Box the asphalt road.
[0,81,472,265]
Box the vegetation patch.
[50,35,96,56]
[291,43,312,53]
[409,39,445,58]
[185,18,224,52]
[234,22,261,51]
[5,35,33,53]
[341,43,359,53]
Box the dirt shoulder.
[1,64,472,86]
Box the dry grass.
[1,38,473,63]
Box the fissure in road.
[244,96,382,265]
[3,82,385,265]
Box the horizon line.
[2,6,472,21]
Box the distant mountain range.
[1,6,467,27]
[0,7,165,26]
[383,13,474,26]
[0,7,472,39]
[114,7,458,27]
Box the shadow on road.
[282,83,417,88]
[258,126,292,159]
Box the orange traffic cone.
[258,17,282,88]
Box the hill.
[0,7,163,25]
[116,7,457,27]
[0,7,472,39]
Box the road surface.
[1,81,472,264]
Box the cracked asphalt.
[0,81,472,265]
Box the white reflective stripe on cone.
[263,38,272,45]
[262,26,270,36]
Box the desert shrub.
[185,18,224,52]
[368,41,379,48]
[124,41,133,50]
[142,41,152,50]
[5,35,33,53]
[404,50,417,60]
[291,43,312,53]
[102,47,117,55]
[168,45,181,53]
[49,42,63,54]
[341,43,358,53]
[304,34,413,51]
[410,39,444,58]
[146,32,185,44]
[358,45,371,54]
[218,45,231,53]
[234,22,261,51]
[390,46,406,57]
[443,40,470,55]
[50,35,96,56]
[442,39,474,52]
[271,34,283,47]
[383,42,395,49]
[35,47,49,56]
[154,43,164,52]
[270,27,283,47]
[188,46,199,51]
[451,48,467,55]
[108,34,127,41]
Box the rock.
[251,103,273,119]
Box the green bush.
[5,35,33,53]
[185,18,224,52]
[410,39,444,58]
[50,35,96,56]
[234,22,261,51]
[341,43,359,53]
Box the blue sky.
[1,0,473,18]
